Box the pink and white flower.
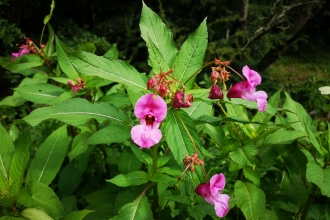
[195,173,230,218]
[227,65,268,112]
[131,94,167,148]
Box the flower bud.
[147,78,157,90]
[195,183,209,197]
[173,91,193,108]
[208,85,224,100]
[211,71,219,84]
[159,84,167,97]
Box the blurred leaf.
[24,98,130,126]
[77,42,96,53]
[235,181,266,220]
[104,43,119,59]
[227,98,278,115]
[84,189,109,207]
[203,123,225,147]
[110,195,153,220]
[0,55,44,76]
[58,161,82,197]
[107,171,149,187]
[43,0,55,25]
[26,125,69,185]
[87,125,130,145]
[68,131,92,161]
[84,203,113,220]
[0,124,15,191]
[15,83,65,105]
[149,172,177,185]
[97,93,130,108]
[173,19,207,89]
[263,130,307,145]
[44,24,55,57]
[118,150,142,174]
[61,196,77,215]
[0,217,26,220]
[62,210,92,220]
[68,51,147,92]
[243,167,261,187]
[130,145,152,166]
[306,161,330,197]
[229,143,257,168]
[21,208,54,220]
[140,2,177,66]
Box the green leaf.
[15,83,65,105]
[0,124,15,191]
[68,51,147,92]
[145,35,170,72]
[43,0,55,25]
[140,2,177,66]
[21,208,54,220]
[229,143,257,168]
[87,125,131,145]
[55,36,79,79]
[107,171,149,187]
[263,130,307,145]
[235,181,266,220]
[44,24,55,57]
[227,98,278,115]
[0,55,44,76]
[8,128,31,197]
[118,150,142,174]
[62,210,93,220]
[0,217,26,220]
[182,100,212,119]
[97,93,130,108]
[165,109,205,183]
[110,195,153,220]
[149,172,177,185]
[243,167,261,187]
[306,161,330,197]
[24,98,130,126]
[172,19,207,89]
[130,145,152,165]
[26,125,69,185]
[104,43,119,59]
[77,42,96,53]
[22,181,64,220]
[68,131,92,161]
[58,161,82,198]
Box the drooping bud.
[159,84,167,97]
[227,81,248,99]
[208,85,224,100]
[195,183,209,197]
[147,78,157,90]
[211,71,219,84]
[173,91,193,108]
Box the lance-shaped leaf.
[26,125,69,186]
[21,208,54,220]
[8,128,31,197]
[15,83,65,105]
[62,210,93,220]
[87,125,131,145]
[0,55,44,76]
[55,36,79,79]
[44,24,55,57]
[263,130,307,145]
[140,2,177,66]
[172,19,207,89]
[110,195,153,220]
[145,35,170,72]
[165,109,205,183]
[0,124,15,191]
[235,181,266,220]
[24,98,130,126]
[229,143,257,168]
[306,161,330,197]
[68,131,92,161]
[68,51,147,92]
[107,171,149,187]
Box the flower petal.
[242,90,268,112]
[213,194,230,218]
[227,81,247,99]
[210,173,226,197]
[131,124,162,148]
[195,183,210,197]
[242,65,261,88]
[134,94,167,121]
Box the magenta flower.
[131,94,167,148]
[227,65,268,112]
[209,85,224,100]
[195,173,230,218]
[173,91,193,108]
[11,46,30,61]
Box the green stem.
[300,184,317,220]
[183,61,215,86]
[152,145,159,220]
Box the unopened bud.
[159,84,167,97]
[211,71,219,84]
[147,78,157,90]
[208,85,224,100]
[173,91,193,108]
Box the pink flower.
[208,85,224,100]
[11,46,30,61]
[173,91,193,108]
[227,65,268,112]
[131,94,167,148]
[195,173,230,218]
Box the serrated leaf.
[306,161,330,197]
[110,195,153,220]
[146,35,170,72]
[8,128,31,197]
[182,100,212,119]
[24,98,130,126]
[263,130,307,145]
[0,124,15,191]
[165,109,205,183]
[26,125,69,185]
[172,19,207,89]
[68,51,147,92]
[21,208,54,220]
[130,145,152,165]
[15,83,65,105]
[235,181,266,220]
[0,55,44,76]
[229,143,257,168]
[140,2,177,66]
[107,171,149,187]
[87,125,131,145]
[55,36,79,79]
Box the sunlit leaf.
[229,143,257,168]
[21,208,54,220]
[262,130,307,145]
[107,171,149,187]
[306,161,330,197]
[87,125,131,145]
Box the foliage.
[0,1,329,220]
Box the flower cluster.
[68,78,85,93]
[195,173,230,218]
[11,37,46,61]
[131,94,167,148]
